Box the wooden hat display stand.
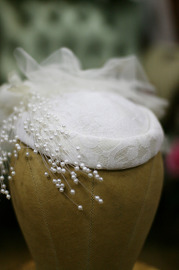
[10,144,163,270]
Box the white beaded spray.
[0,92,104,210]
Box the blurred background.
[0,0,178,269]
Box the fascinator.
[0,48,166,210]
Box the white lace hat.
[0,48,166,208]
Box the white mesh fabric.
[14,47,167,118]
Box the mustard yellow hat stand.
[10,145,163,270]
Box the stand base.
[21,260,160,270]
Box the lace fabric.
[15,90,163,169]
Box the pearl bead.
[88,173,93,178]
[26,151,30,157]
[99,177,103,182]
[6,194,11,200]
[74,166,79,171]
[70,189,75,195]
[11,171,16,176]
[78,205,83,211]
[95,196,100,201]
[57,167,62,173]
[74,178,79,184]
[52,179,57,184]
[98,199,103,204]
[80,163,85,168]
[8,176,12,180]
[50,167,56,173]
[59,187,64,193]
[61,168,66,174]
[97,164,102,169]
[44,172,49,177]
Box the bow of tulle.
[0,47,168,121]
